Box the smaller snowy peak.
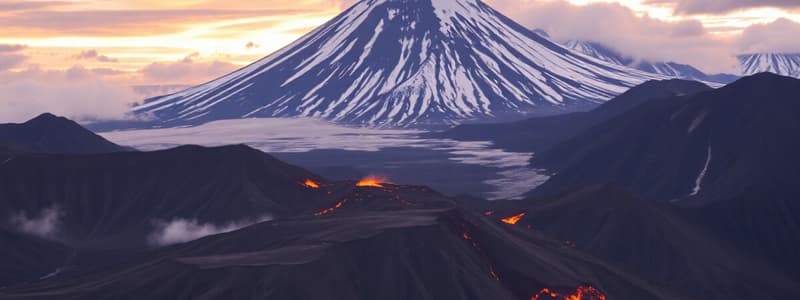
[531,28,550,38]
[564,39,738,84]
[739,53,800,78]
[563,40,631,66]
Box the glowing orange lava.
[303,179,320,188]
[314,198,347,216]
[356,176,388,188]
[501,212,526,225]
[530,285,606,300]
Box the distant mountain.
[564,40,739,84]
[436,79,711,152]
[0,113,131,154]
[739,53,800,78]
[531,73,800,203]
[129,0,659,129]
[528,73,800,279]
[474,185,800,300]
[562,40,630,66]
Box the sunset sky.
[1,0,799,122]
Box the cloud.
[737,18,800,54]
[0,65,139,123]
[486,0,738,73]
[0,44,28,71]
[147,215,273,246]
[0,1,72,11]
[246,41,261,50]
[0,9,321,36]
[336,0,358,9]
[9,205,64,239]
[645,0,800,15]
[132,84,192,98]
[0,53,27,71]
[74,49,118,63]
[0,44,27,52]
[141,53,239,84]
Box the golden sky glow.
[1,0,799,86]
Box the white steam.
[147,215,273,247]
[10,205,64,239]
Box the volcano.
[130,0,658,129]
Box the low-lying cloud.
[486,0,743,73]
[9,205,65,239]
[0,50,242,123]
[738,18,800,54]
[645,0,800,15]
[147,215,273,247]
[0,65,139,123]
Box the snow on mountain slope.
[564,40,737,84]
[563,40,631,66]
[739,53,800,78]
[132,0,660,129]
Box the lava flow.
[303,179,320,188]
[530,285,607,300]
[314,198,347,216]
[356,175,388,188]
[501,212,526,225]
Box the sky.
[0,0,799,122]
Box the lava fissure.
[530,285,607,300]
[356,176,390,188]
[501,212,527,225]
[458,224,502,282]
[303,179,320,188]
[314,198,348,216]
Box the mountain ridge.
[434,78,711,152]
[0,113,132,154]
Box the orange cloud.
[140,53,239,85]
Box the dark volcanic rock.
[479,185,800,300]
[532,73,800,204]
[0,145,327,249]
[0,207,675,300]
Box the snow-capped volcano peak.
[133,0,660,128]
[739,53,800,78]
